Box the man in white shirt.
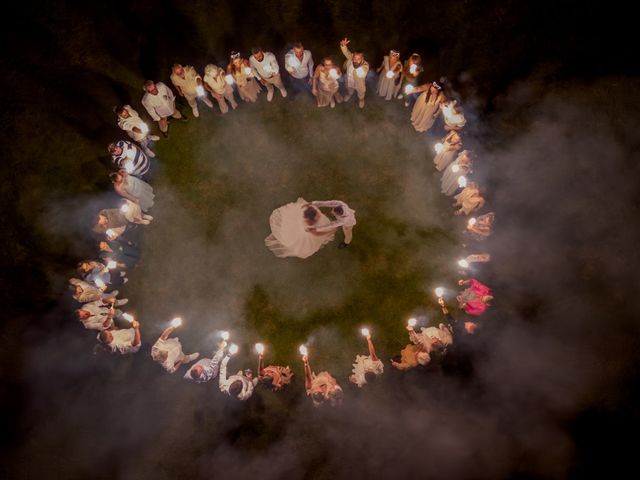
[151,325,200,374]
[76,299,117,331]
[97,321,141,355]
[219,353,258,401]
[170,64,213,118]
[184,340,227,383]
[284,42,314,96]
[306,200,356,248]
[249,48,287,102]
[141,80,186,138]
[339,38,370,108]
[114,105,160,157]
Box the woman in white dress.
[264,197,336,258]
[411,82,446,132]
[441,150,473,196]
[441,99,466,131]
[433,131,462,171]
[453,182,485,215]
[312,58,343,108]
[227,52,261,103]
[203,64,238,114]
[376,49,403,100]
[110,170,155,212]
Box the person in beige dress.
[227,51,262,103]
[339,37,369,108]
[312,58,343,108]
[376,49,403,100]
[433,131,462,171]
[170,64,213,118]
[411,82,446,132]
[454,183,485,215]
[203,64,238,114]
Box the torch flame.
[228,343,239,355]
[171,317,182,327]
[361,327,370,337]
[434,142,444,154]
[435,287,445,298]
[299,345,308,356]
[255,343,264,354]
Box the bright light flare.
[255,343,265,354]
[452,164,460,173]
[299,345,308,356]
[468,217,477,227]
[122,313,134,323]
[220,331,230,341]
[458,259,469,268]
[329,68,339,79]
[434,142,444,154]
[408,317,417,327]
[409,64,418,74]
[228,343,239,355]
[171,317,182,327]
[244,67,252,76]
[140,123,149,134]
[435,287,445,298]
[94,278,106,289]
[105,229,116,239]
[356,66,365,78]
[106,260,117,270]
[458,176,467,188]
[196,85,205,97]
[404,84,414,94]
[361,327,370,337]
[120,204,129,214]
[386,70,394,79]
[225,74,234,85]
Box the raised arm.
[303,357,313,391]
[159,326,175,341]
[366,337,379,361]
[340,38,353,60]
[258,354,265,377]
[132,321,141,347]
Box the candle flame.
[196,85,205,97]
[404,84,414,94]
[408,317,417,327]
[435,287,445,298]
[106,260,117,270]
[225,74,234,85]
[299,345,308,356]
[458,176,467,188]
[361,327,370,337]
[220,331,230,340]
[434,142,444,153]
[171,317,182,327]
[386,70,394,79]
[244,67,252,76]
[94,278,106,289]
[255,343,264,354]
[228,343,239,355]
[458,259,469,268]
[468,217,477,226]
[122,313,134,322]
[329,68,339,79]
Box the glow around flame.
[171,317,182,327]
[329,68,339,79]
[225,74,234,85]
[361,327,370,337]
[244,67,252,76]
[409,64,417,74]
[468,217,477,227]
[120,204,129,213]
[196,85,205,97]
[94,278,106,289]
[452,164,460,173]
[458,176,467,188]
[435,287,445,298]
[255,343,265,354]
[458,259,469,268]
[106,260,117,270]
[228,343,239,355]
[299,345,308,356]
[220,331,230,341]
[404,84,414,94]
[356,66,365,78]
[122,313,134,322]
[434,142,444,153]
[408,317,417,327]
[386,70,394,78]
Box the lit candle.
[105,228,116,239]
[255,343,265,355]
[140,123,149,134]
[299,344,308,357]
[435,287,445,298]
[122,313,134,323]
[329,68,339,79]
[120,204,129,214]
[361,327,370,337]
[356,66,365,78]
[404,84,414,94]
[468,217,477,227]
[409,64,417,74]
[452,164,460,173]
[228,343,239,355]
[458,176,467,188]
[171,317,182,328]
[196,85,205,97]
[225,74,234,85]
[221,330,230,341]
[434,142,444,154]
[94,278,106,289]
[244,67,252,76]
[106,260,117,270]
[386,70,394,79]
[408,317,417,328]
[458,259,469,268]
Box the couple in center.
[265,198,356,259]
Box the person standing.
[376,49,403,101]
[219,350,258,401]
[114,105,159,158]
[398,53,424,107]
[203,64,238,114]
[76,300,117,331]
[339,37,369,108]
[257,351,293,391]
[151,324,200,374]
[441,150,473,196]
[302,350,343,407]
[141,80,186,138]
[284,42,314,96]
[170,64,213,118]
[250,47,287,102]
[306,199,356,249]
[411,82,446,133]
[110,170,155,212]
[108,140,150,178]
[184,341,227,383]
[312,58,343,108]
[433,131,462,171]
[349,331,384,387]
[97,320,141,355]
[227,52,262,103]
[453,182,485,215]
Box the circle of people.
[69,39,496,407]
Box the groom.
[305,200,356,249]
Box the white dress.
[376,56,402,100]
[265,197,336,258]
[151,337,184,373]
[350,355,384,387]
[411,90,444,133]
[123,175,155,212]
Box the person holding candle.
[114,105,159,158]
[441,150,473,196]
[411,82,446,132]
[453,182,485,215]
[302,347,343,407]
[339,38,369,108]
[305,199,356,249]
[110,170,155,212]
[376,49,403,101]
[227,51,262,103]
[93,208,129,240]
[184,339,227,383]
[203,64,238,114]
[97,320,142,355]
[76,299,120,331]
[108,140,151,179]
[349,329,384,387]
[390,319,433,370]
[69,278,126,305]
[465,212,495,240]
[284,42,314,96]
[219,346,258,401]
[256,345,293,391]
[77,260,111,286]
[441,99,466,131]
[398,53,424,107]
[250,47,288,102]
[312,58,343,108]
[457,278,493,316]
[98,238,140,269]
[433,131,462,171]
[119,200,153,225]
[151,323,200,374]
[141,80,186,139]
[170,63,213,118]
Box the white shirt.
[151,337,184,373]
[219,356,258,401]
[117,105,149,142]
[184,347,225,383]
[100,328,140,355]
[80,300,113,331]
[284,49,314,79]
[350,355,384,387]
[170,66,201,97]
[442,101,466,129]
[420,325,453,347]
[249,52,280,80]
[142,82,176,121]
[311,200,357,231]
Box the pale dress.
[151,337,184,373]
[265,197,335,258]
[433,133,462,171]
[411,90,444,132]
[316,70,341,107]
[376,56,402,100]
[441,153,472,196]
[350,355,384,387]
[232,68,261,103]
[122,175,154,211]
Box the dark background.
[1,1,639,478]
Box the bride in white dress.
[265,198,336,258]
